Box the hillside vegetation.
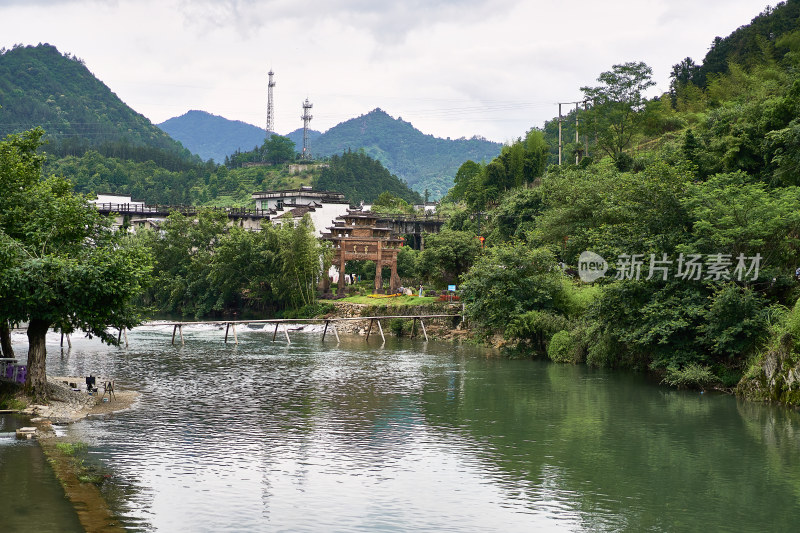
[0,44,422,208]
[0,44,191,160]
[431,0,800,404]
[310,108,501,198]
[160,107,501,199]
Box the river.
[4,323,800,531]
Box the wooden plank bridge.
[105,314,462,347]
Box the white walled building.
[252,186,352,237]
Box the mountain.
[157,112,324,164]
[309,108,502,199]
[286,127,322,153]
[163,108,503,199]
[159,110,266,163]
[0,43,190,159]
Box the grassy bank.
[337,294,439,306]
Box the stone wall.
[737,333,800,406]
[330,302,464,338]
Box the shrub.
[390,318,412,336]
[585,331,620,368]
[506,310,569,352]
[283,302,335,319]
[662,363,717,390]
[547,330,575,363]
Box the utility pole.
[301,98,313,160]
[557,100,587,165]
[558,103,562,166]
[265,69,276,137]
[575,101,580,164]
[584,100,590,159]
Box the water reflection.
[32,326,800,532]
[0,415,83,532]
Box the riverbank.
[330,300,470,341]
[1,376,139,532]
[20,377,139,425]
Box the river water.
[5,324,800,531]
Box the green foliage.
[0,130,153,338]
[700,284,769,358]
[447,130,548,210]
[55,441,88,456]
[226,134,297,167]
[137,211,328,317]
[281,302,335,319]
[0,44,193,161]
[486,187,544,242]
[389,318,413,337]
[370,192,415,214]
[309,108,501,199]
[506,310,570,353]
[581,61,656,161]
[662,364,717,390]
[0,129,153,397]
[312,149,422,204]
[396,246,419,280]
[417,229,482,286]
[695,1,800,86]
[547,330,577,363]
[460,244,566,335]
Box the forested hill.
[157,110,323,164]
[159,110,265,164]
[161,107,502,200]
[311,108,502,199]
[693,0,800,86]
[0,44,192,161]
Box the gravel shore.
[21,376,139,425]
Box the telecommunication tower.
[301,98,313,160]
[265,70,276,136]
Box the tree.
[460,244,566,334]
[0,130,152,399]
[371,191,414,214]
[669,57,702,106]
[581,61,656,162]
[448,160,483,202]
[263,134,296,165]
[417,229,482,286]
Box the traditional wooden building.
[322,210,404,296]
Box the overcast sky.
[0,0,776,143]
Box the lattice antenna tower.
[265,69,276,136]
[301,98,313,160]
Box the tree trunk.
[25,318,51,401]
[0,320,13,359]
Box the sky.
[0,0,778,143]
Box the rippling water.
[25,324,800,531]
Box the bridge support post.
[376,319,385,343]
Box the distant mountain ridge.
[161,108,503,198]
[311,108,502,198]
